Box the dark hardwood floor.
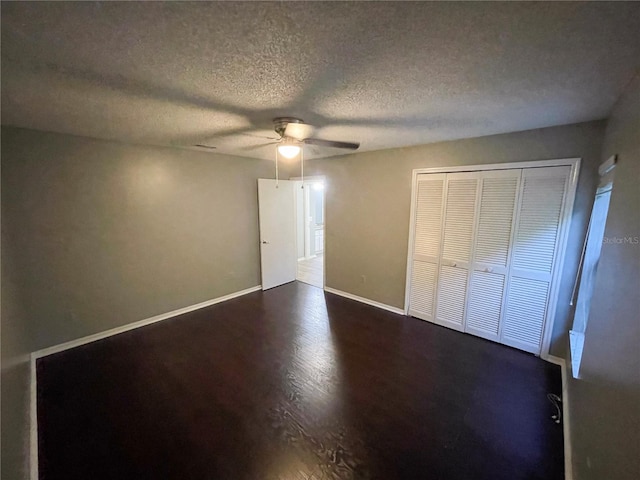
[37,281,564,480]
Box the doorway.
[294,178,325,288]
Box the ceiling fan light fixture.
[277,144,301,159]
[277,137,301,159]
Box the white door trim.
[410,157,581,175]
[404,158,581,359]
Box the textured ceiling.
[2,1,640,160]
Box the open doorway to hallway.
[294,178,325,288]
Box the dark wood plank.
[37,281,564,480]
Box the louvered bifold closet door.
[465,169,521,342]
[501,166,571,353]
[434,172,480,331]
[408,174,446,322]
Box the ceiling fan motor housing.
[273,117,304,137]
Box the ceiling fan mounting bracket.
[273,117,304,137]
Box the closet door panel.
[436,265,468,329]
[503,277,549,351]
[435,172,479,330]
[467,271,505,337]
[408,174,445,321]
[410,261,438,320]
[466,170,520,341]
[473,172,520,269]
[501,166,570,353]
[413,175,445,262]
[511,168,568,276]
[441,176,478,266]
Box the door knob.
[262,241,270,244]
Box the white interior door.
[258,179,297,290]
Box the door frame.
[290,175,326,289]
[404,158,581,360]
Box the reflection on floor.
[37,282,564,480]
[297,254,323,288]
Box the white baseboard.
[28,284,261,480]
[544,354,565,366]
[31,285,262,360]
[560,358,574,480]
[29,353,38,480]
[543,354,573,480]
[323,287,405,315]
[0,353,31,370]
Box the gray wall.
[1,187,32,479]
[1,127,275,351]
[568,75,640,479]
[1,126,283,479]
[303,121,605,357]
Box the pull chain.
[275,147,279,188]
[300,146,304,188]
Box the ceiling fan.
[246,117,360,158]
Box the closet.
[407,162,576,355]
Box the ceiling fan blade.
[186,128,278,147]
[239,141,279,151]
[241,132,280,140]
[303,137,360,150]
[284,122,315,141]
[175,126,254,146]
